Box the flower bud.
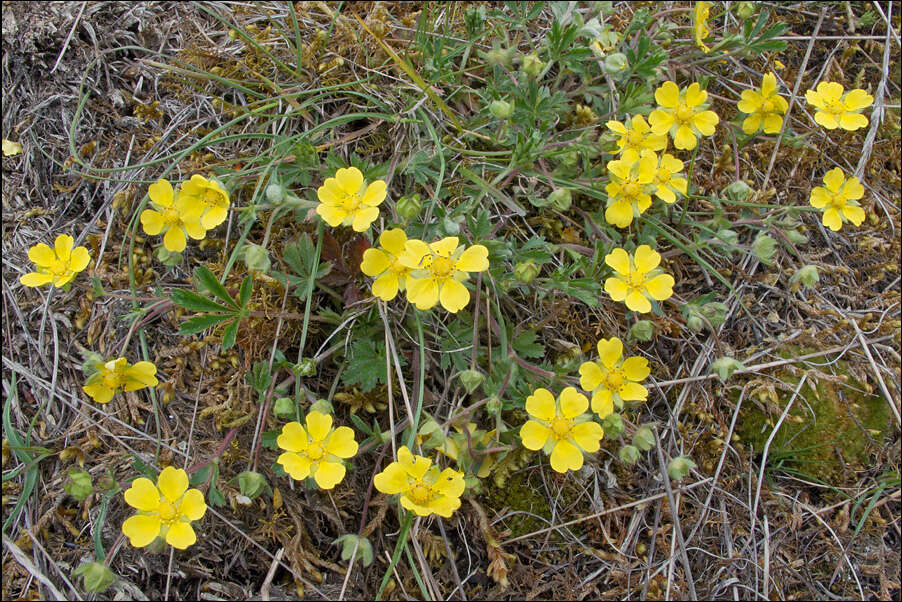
[723,180,752,201]
[784,228,808,244]
[602,412,624,438]
[603,52,628,75]
[458,369,484,394]
[521,52,546,78]
[548,188,572,211]
[735,1,757,20]
[265,183,285,203]
[629,320,654,342]
[791,264,819,290]
[484,46,515,69]
[618,444,640,464]
[237,470,269,500]
[73,562,116,594]
[514,259,540,284]
[243,243,271,273]
[309,399,333,415]
[666,455,697,481]
[396,194,422,220]
[64,469,93,501]
[295,357,317,377]
[632,425,655,451]
[486,395,502,415]
[273,396,296,419]
[489,100,513,119]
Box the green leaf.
[261,429,280,450]
[247,360,273,394]
[512,331,545,359]
[349,413,375,437]
[238,275,253,308]
[342,339,395,393]
[221,319,239,350]
[190,465,213,487]
[179,314,232,335]
[194,266,239,309]
[170,289,235,313]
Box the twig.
[850,318,901,426]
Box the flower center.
[162,207,181,227]
[429,256,454,279]
[204,189,223,206]
[158,501,178,523]
[48,263,72,278]
[622,182,640,198]
[675,105,696,123]
[341,192,363,212]
[627,130,644,146]
[761,98,776,113]
[625,269,647,290]
[409,481,434,504]
[605,369,625,390]
[656,167,671,182]
[824,99,845,114]
[550,417,573,440]
[307,441,326,461]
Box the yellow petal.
[606,120,627,135]
[431,237,459,257]
[140,209,165,235]
[817,81,844,101]
[685,82,707,107]
[54,234,74,262]
[316,204,347,227]
[578,361,604,392]
[619,382,649,401]
[439,279,470,313]
[183,217,207,240]
[325,426,358,458]
[655,81,680,108]
[606,157,631,181]
[605,200,634,228]
[673,125,697,150]
[122,515,161,548]
[762,113,783,134]
[402,449,432,480]
[82,381,115,403]
[278,452,312,480]
[200,206,228,229]
[742,113,762,135]
[426,495,461,518]
[625,290,652,313]
[455,245,489,272]
[761,73,778,98]
[591,390,614,418]
[277,421,308,453]
[163,227,187,253]
[559,387,588,418]
[305,411,333,442]
[371,273,399,300]
[69,247,91,272]
[604,276,628,302]
[633,245,661,273]
[124,477,160,511]
[361,248,391,276]
[550,440,583,473]
[822,208,842,231]
[400,495,435,517]
[644,274,675,301]
[525,388,556,421]
[398,239,430,268]
[737,90,762,114]
[179,489,207,521]
[841,204,865,226]
[157,466,189,502]
[596,337,623,369]
[351,206,380,232]
[842,88,873,111]
[373,462,410,494]
[124,362,158,390]
[317,179,343,205]
[838,112,868,131]
[335,167,364,195]
[165,521,197,550]
[648,110,674,134]
[814,111,839,129]
[148,179,174,208]
[407,277,439,310]
[822,168,846,193]
[570,422,604,453]
[808,187,830,208]
[520,420,551,450]
[361,180,387,206]
[20,272,53,287]
[379,228,408,255]
[622,356,650,381]
[312,460,346,489]
[839,177,864,200]
[432,468,466,498]
[27,243,56,267]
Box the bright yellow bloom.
[805,82,873,131]
[121,466,207,550]
[316,167,386,232]
[604,245,674,314]
[519,387,604,474]
[179,175,231,229]
[360,228,413,301]
[579,337,649,416]
[693,1,712,53]
[649,81,720,150]
[399,237,489,313]
[606,115,667,156]
[82,358,158,404]
[373,446,465,517]
[277,412,358,490]
[644,149,688,204]
[19,234,91,288]
[809,168,866,232]
[140,179,207,253]
[738,73,788,135]
[604,151,657,228]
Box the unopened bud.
[489,100,513,119]
[666,455,696,481]
[521,52,546,78]
[458,369,484,394]
[618,444,640,464]
[265,183,285,203]
[548,188,572,211]
[486,395,502,415]
[736,1,757,20]
[64,469,93,501]
[629,320,654,342]
[395,194,422,220]
[633,425,655,451]
[237,470,269,499]
[309,399,333,415]
[723,180,752,201]
[603,52,628,75]
[273,397,296,419]
[791,264,819,289]
[514,259,540,284]
[73,562,115,594]
[243,243,271,273]
[602,412,624,438]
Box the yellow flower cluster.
[140,175,230,253]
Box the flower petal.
[122,514,162,548]
[605,200,634,229]
[838,112,868,131]
[604,248,631,276]
[809,187,830,208]
[27,243,56,267]
[439,279,470,313]
[371,273,399,301]
[124,477,160,511]
[625,290,652,313]
[673,125,697,150]
[277,421,309,453]
[578,361,604,392]
[431,237,459,257]
[839,177,864,200]
[633,245,661,273]
[374,462,409,494]
[644,274,675,301]
[814,111,839,129]
[54,234,74,262]
[606,120,627,135]
[520,420,551,450]
[455,245,489,272]
[432,468,466,498]
[685,82,707,107]
[163,226,187,253]
[316,179,343,205]
[325,426,358,458]
[822,208,842,231]
[655,81,680,108]
[157,466,189,502]
[305,411,333,442]
[361,248,391,276]
[179,489,207,521]
[148,179,174,207]
[559,387,589,418]
[762,113,783,134]
[278,452,312,481]
[525,388,556,421]
[742,113,763,135]
[20,272,53,287]
[406,277,439,310]
[550,440,583,473]
[361,180,387,206]
[570,422,604,453]
[351,206,380,232]
[822,168,846,193]
[596,337,623,369]
[140,210,165,235]
[604,276,628,301]
[619,381,649,401]
[841,204,865,226]
[379,228,408,255]
[336,167,364,195]
[312,460,346,489]
[591,390,614,418]
[842,88,873,111]
[648,109,674,134]
[316,204,347,227]
[622,356,650,381]
[165,520,197,550]
[69,246,91,272]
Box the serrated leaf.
[342,340,395,393]
[194,266,239,309]
[208,484,226,507]
[512,331,544,359]
[261,429,280,450]
[171,289,235,313]
[349,413,374,436]
[238,275,252,308]
[221,319,239,350]
[179,314,232,335]
[190,465,213,487]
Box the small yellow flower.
[19,234,91,288]
[805,82,873,131]
[360,229,414,301]
[399,237,489,313]
[140,179,207,253]
[644,149,688,204]
[82,358,158,404]
[604,151,657,228]
[373,446,465,517]
[519,387,604,474]
[809,168,866,231]
[122,466,207,550]
[605,115,667,156]
[737,73,788,135]
[316,167,386,232]
[438,423,498,479]
[604,245,675,314]
[179,174,231,229]
[693,1,712,53]
[579,337,649,416]
[649,81,720,150]
[277,412,358,490]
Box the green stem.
[376,510,414,601]
[405,313,426,449]
[678,143,701,228]
[295,221,323,403]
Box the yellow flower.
[649,81,720,150]
[519,387,604,474]
[316,167,386,232]
[604,245,674,314]
[277,412,358,490]
[737,73,788,135]
[605,115,667,156]
[644,149,688,204]
[121,466,207,550]
[805,82,873,131]
[808,168,866,231]
[373,446,465,517]
[399,237,489,313]
[578,337,649,416]
[604,151,657,228]
[82,358,158,404]
[693,1,712,53]
[438,423,498,479]
[360,228,413,301]
[19,234,91,288]
[140,179,207,253]
[179,174,230,229]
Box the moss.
[734,347,894,488]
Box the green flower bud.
[723,180,752,202]
[548,188,572,211]
[735,1,757,20]
[657,30,673,49]
[395,193,422,220]
[784,228,808,244]
[486,395,502,415]
[686,314,705,333]
[483,46,515,69]
[618,444,640,464]
[73,562,116,594]
[309,399,333,415]
[64,469,93,501]
[629,320,655,342]
[752,233,777,265]
[265,183,285,204]
[514,259,540,284]
[561,150,580,168]
[666,455,697,481]
[243,243,271,273]
[489,99,513,119]
[333,534,374,567]
[273,396,296,419]
[236,470,269,500]
[633,425,655,452]
[417,418,445,449]
[155,246,182,267]
[710,356,745,382]
[791,264,819,289]
[296,357,317,377]
[602,412,624,438]
[521,52,546,78]
[603,52,628,75]
[458,369,485,394]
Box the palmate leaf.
[194,266,240,309]
[221,319,239,350]
[179,314,233,335]
[170,289,235,313]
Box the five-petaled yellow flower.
[399,237,489,313]
[122,466,207,550]
[649,81,720,150]
[604,245,675,314]
[644,149,688,204]
[179,174,231,229]
[606,115,667,156]
[693,1,712,53]
[805,82,873,131]
[82,358,158,404]
[373,446,465,517]
[360,228,414,301]
[140,179,207,253]
[20,234,91,288]
[316,167,386,232]
[579,338,649,417]
[737,73,788,135]
[277,412,358,490]
[519,387,604,474]
[809,168,866,232]
[605,151,657,228]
